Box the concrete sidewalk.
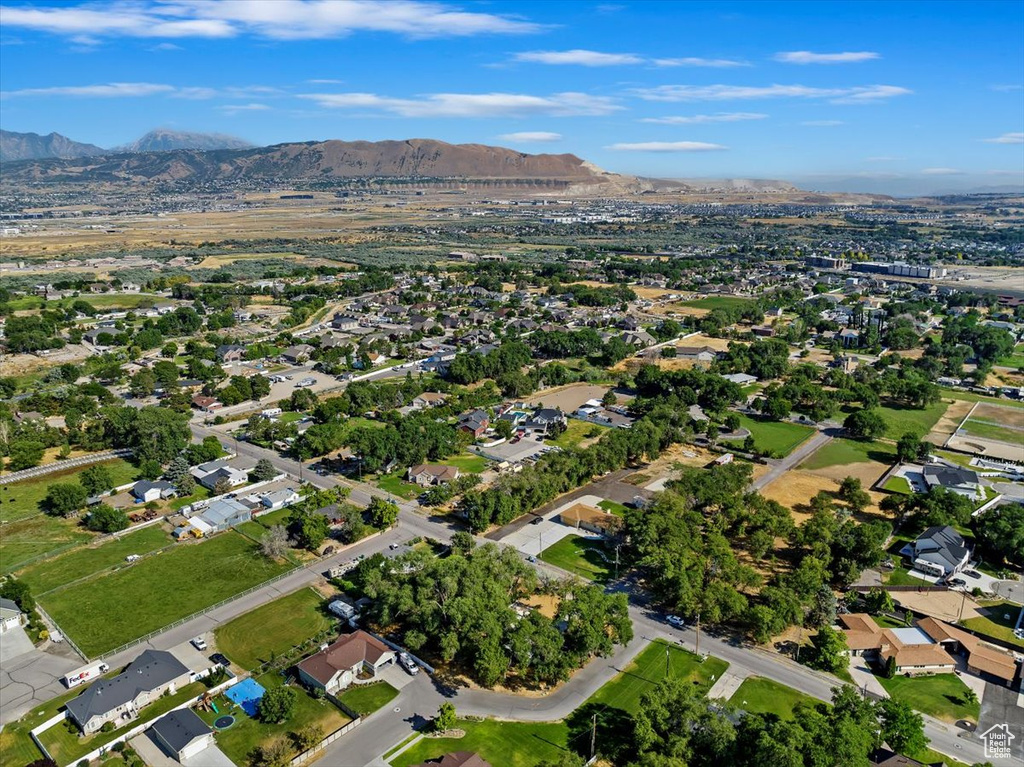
[706,669,749,701]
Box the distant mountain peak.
[0,129,106,163]
[119,129,254,153]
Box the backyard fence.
[35,603,88,662]
[289,717,362,766]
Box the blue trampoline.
[225,678,266,717]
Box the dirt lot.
[973,403,1024,428]
[889,590,984,623]
[526,383,611,412]
[946,434,1024,462]
[928,398,974,444]
[761,469,888,524]
[803,457,891,488]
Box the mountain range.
[0,128,252,163]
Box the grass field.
[1,513,95,574]
[547,420,609,449]
[598,499,630,517]
[959,418,1024,445]
[539,535,614,582]
[215,587,332,670]
[429,452,490,474]
[883,476,912,494]
[0,458,138,523]
[336,681,400,715]
[17,525,172,594]
[995,346,1024,369]
[878,673,979,723]
[736,414,815,457]
[728,677,817,720]
[390,719,570,767]
[589,640,728,715]
[678,296,753,311]
[885,566,932,587]
[40,532,295,656]
[961,601,1024,649]
[37,682,204,765]
[197,672,351,766]
[376,473,421,500]
[800,438,896,471]
[874,400,949,439]
[947,391,1024,410]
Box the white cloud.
[0,0,544,41]
[865,156,903,162]
[514,49,642,66]
[652,57,747,68]
[0,82,175,98]
[634,83,910,105]
[298,91,621,117]
[983,132,1024,144]
[775,51,880,64]
[641,112,766,124]
[989,84,1023,92]
[498,131,562,142]
[606,141,727,152]
[921,168,963,175]
[218,103,271,115]
[801,120,844,126]
[149,42,182,51]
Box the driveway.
[0,625,34,662]
[0,641,79,726]
[978,682,1024,763]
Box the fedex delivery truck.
[63,661,109,688]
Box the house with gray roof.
[65,649,190,734]
[909,525,970,577]
[922,465,983,501]
[0,597,23,634]
[151,708,214,762]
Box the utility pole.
[666,644,671,677]
[590,713,597,760]
[695,613,701,657]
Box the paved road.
[751,429,833,490]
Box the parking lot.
[501,494,607,557]
[474,435,552,464]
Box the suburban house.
[906,525,970,577]
[0,598,23,633]
[131,480,176,503]
[65,650,191,734]
[412,754,492,767]
[296,630,396,695]
[525,407,566,434]
[195,497,251,533]
[408,464,460,487]
[191,395,223,413]
[558,503,622,536]
[150,708,214,762]
[192,462,249,491]
[412,392,448,409]
[676,346,718,363]
[838,614,956,676]
[330,314,360,331]
[259,488,300,511]
[916,617,1020,687]
[281,344,314,364]
[922,465,983,501]
[458,410,490,438]
[215,344,245,363]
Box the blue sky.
[1,0,1022,194]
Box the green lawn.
[0,458,138,523]
[800,438,896,471]
[215,587,333,670]
[736,414,816,457]
[598,499,630,517]
[995,346,1024,369]
[885,566,932,587]
[254,506,292,528]
[589,640,729,715]
[52,293,163,310]
[0,514,94,574]
[959,418,1024,445]
[390,719,570,767]
[883,476,912,494]
[336,681,400,716]
[168,484,211,511]
[37,682,204,765]
[431,452,490,474]
[546,420,609,449]
[873,400,949,439]
[277,411,305,424]
[376,473,421,500]
[40,532,296,657]
[539,535,614,582]
[728,677,818,720]
[678,296,753,311]
[961,601,1024,649]
[17,525,172,594]
[947,391,1024,410]
[878,673,979,723]
[197,672,351,766]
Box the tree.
[257,687,296,724]
[878,698,927,755]
[807,585,838,629]
[450,531,475,555]
[79,465,114,495]
[601,389,618,408]
[973,503,1024,568]
[838,476,872,514]
[164,456,190,484]
[129,369,157,398]
[45,483,88,516]
[433,702,457,734]
[8,439,44,471]
[138,458,162,480]
[297,514,329,550]
[213,477,233,496]
[368,496,400,529]
[85,504,130,533]
[130,406,191,464]
[175,473,196,497]
[494,419,514,440]
[260,526,290,558]
[294,724,323,751]
[843,409,887,440]
[896,431,930,463]
[809,625,848,673]
[253,458,278,482]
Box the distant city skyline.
[1,0,1022,195]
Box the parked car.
[949,578,967,588]
[210,653,231,667]
[399,652,419,675]
[191,636,208,651]
[666,615,685,628]
[530,517,543,525]
[963,569,981,578]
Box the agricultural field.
[539,535,615,583]
[40,531,295,656]
[214,587,334,670]
[17,525,173,594]
[728,677,817,720]
[873,400,949,439]
[735,414,815,457]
